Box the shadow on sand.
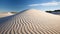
[0,15,14,24]
[0,9,29,23]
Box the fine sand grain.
[0,9,60,34]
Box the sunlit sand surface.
[0,9,60,34]
[0,12,13,18]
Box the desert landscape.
[0,9,60,34]
[0,12,14,18]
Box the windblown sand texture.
[0,9,60,34]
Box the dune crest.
[0,9,60,34]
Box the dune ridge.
[0,9,60,34]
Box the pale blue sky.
[0,0,60,12]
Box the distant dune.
[46,10,60,15]
[0,9,60,34]
[0,12,14,18]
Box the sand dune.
[0,12,13,18]
[0,9,60,34]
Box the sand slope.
[0,9,60,34]
[0,12,13,18]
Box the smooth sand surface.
[0,9,60,34]
[0,12,13,18]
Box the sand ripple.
[0,9,60,34]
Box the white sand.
[0,9,60,34]
[0,12,13,18]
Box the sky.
[0,0,60,12]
